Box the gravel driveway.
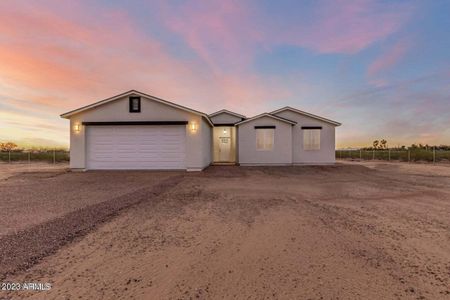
[0,165,182,236]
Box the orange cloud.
[0,1,296,146]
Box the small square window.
[129,97,141,113]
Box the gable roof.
[235,113,297,126]
[60,90,214,126]
[270,106,341,126]
[208,109,246,119]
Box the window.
[256,129,274,150]
[303,129,320,150]
[129,97,141,113]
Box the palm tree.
[380,139,387,149]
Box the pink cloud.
[368,39,411,77]
[289,0,414,54]
[0,0,294,145]
[159,0,414,72]
[159,0,262,74]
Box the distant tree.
[373,140,379,149]
[0,142,18,152]
[380,139,387,149]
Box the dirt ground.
[0,162,67,181]
[0,163,180,236]
[2,162,450,299]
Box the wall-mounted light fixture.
[189,121,198,133]
[73,123,81,133]
[223,128,227,134]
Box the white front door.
[86,125,186,170]
[219,136,231,161]
[218,127,231,162]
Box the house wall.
[273,110,336,163]
[237,116,292,165]
[199,116,213,170]
[209,112,243,124]
[68,95,212,170]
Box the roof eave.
[60,90,214,126]
[271,106,341,127]
[208,109,246,119]
[235,113,297,126]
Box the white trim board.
[271,106,341,126]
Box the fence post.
[372,150,375,160]
[28,151,31,164]
[8,151,11,163]
[53,149,56,164]
[433,147,436,164]
[388,149,391,161]
[408,150,411,163]
[360,149,362,160]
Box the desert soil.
[0,163,180,236]
[1,162,450,299]
[0,162,67,181]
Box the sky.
[0,0,449,149]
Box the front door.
[218,127,232,162]
[219,136,231,161]
[213,126,235,163]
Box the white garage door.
[86,125,186,170]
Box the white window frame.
[303,129,321,151]
[256,128,274,151]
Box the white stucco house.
[61,90,341,171]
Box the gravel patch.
[0,174,184,280]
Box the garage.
[86,125,186,170]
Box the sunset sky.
[1,0,449,149]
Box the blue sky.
[0,0,449,148]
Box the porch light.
[189,121,198,133]
[223,128,227,134]
[73,123,81,133]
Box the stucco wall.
[209,112,243,124]
[68,95,212,170]
[273,110,336,163]
[237,116,293,165]
[199,117,213,169]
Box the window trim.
[254,125,276,129]
[129,96,141,113]
[255,128,274,151]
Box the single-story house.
[61,90,341,171]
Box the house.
[61,90,341,171]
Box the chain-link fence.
[336,149,450,163]
[0,150,69,163]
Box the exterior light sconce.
[73,123,81,133]
[223,128,227,134]
[189,121,198,133]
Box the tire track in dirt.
[0,174,185,281]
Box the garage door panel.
[86,125,186,169]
